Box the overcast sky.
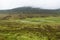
[0,0,60,10]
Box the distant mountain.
[0,7,60,15]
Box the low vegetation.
[0,16,59,40]
[0,7,60,40]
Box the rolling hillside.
[0,7,60,14]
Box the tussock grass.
[0,17,60,40]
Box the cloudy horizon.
[0,0,60,10]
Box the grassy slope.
[0,17,60,40]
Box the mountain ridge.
[0,7,60,14]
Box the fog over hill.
[0,7,60,15]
